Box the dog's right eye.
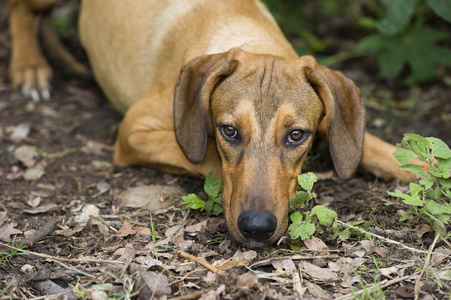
[220,125,239,141]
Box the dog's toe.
[12,65,52,102]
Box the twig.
[336,275,411,300]
[45,147,80,159]
[250,255,340,268]
[0,242,124,264]
[414,233,440,300]
[23,219,57,246]
[62,164,82,193]
[439,235,451,248]
[51,259,96,278]
[336,220,429,254]
[178,251,225,275]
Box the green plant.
[358,0,451,83]
[288,172,338,240]
[0,236,26,265]
[334,220,373,241]
[352,273,386,300]
[182,172,222,216]
[388,134,451,237]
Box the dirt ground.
[1,3,450,300]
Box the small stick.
[336,275,411,300]
[336,220,429,254]
[414,233,440,300]
[0,241,124,264]
[250,255,340,268]
[23,219,57,246]
[178,251,225,275]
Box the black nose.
[238,211,277,242]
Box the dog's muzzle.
[238,211,277,243]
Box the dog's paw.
[10,63,52,102]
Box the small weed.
[388,134,451,238]
[0,236,26,265]
[288,172,338,240]
[182,172,222,216]
[352,273,386,300]
[148,213,171,257]
[69,277,87,300]
[334,220,372,241]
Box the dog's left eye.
[286,130,308,145]
[220,125,239,140]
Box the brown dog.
[8,0,418,247]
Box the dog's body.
[8,0,419,247]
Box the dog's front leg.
[113,100,222,178]
[8,0,56,101]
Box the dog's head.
[174,48,365,247]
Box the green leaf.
[298,172,317,192]
[409,182,423,196]
[376,0,420,35]
[393,148,416,165]
[358,34,387,52]
[427,137,451,159]
[204,172,221,199]
[427,0,451,23]
[426,200,442,215]
[290,191,312,209]
[212,203,223,216]
[311,205,337,226]
[289,220,316,240]
[290,211,303,223]
[402,194,424,206]
[387,190,407,198]
[182,194,205,210]
[419,177,435,190]
[404,134,430,157]
[397,164,422,177]
[436,158,451,179]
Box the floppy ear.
[173,49,240,164]
[303,56,365,180]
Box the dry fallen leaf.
[271,259,296,273]
[15,145,40,168]
[304,236,327,251]
[115,221,136,237]
[379,267,398,278]
[301,261,337,280]
[432,247,451,264]
[213,250,257,270]
[26,197,41,208]
[23,166,45,181]
[304,280,331,298]
[23,202,59,214]
[139,270,172,297]
[0,223,22,243]
[359,240,375,254]
[10,123,30,142]
[375,246,390,258]
[416,223,433,239]
[119,185,186,211]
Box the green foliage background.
[263,0,451,84]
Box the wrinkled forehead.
[211,56,324,127]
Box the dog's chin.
[233,233,282,249]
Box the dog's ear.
[174,49,240,163]
[303,56,365,180]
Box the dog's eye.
[220,125,239,140]
[287,130,308,145]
